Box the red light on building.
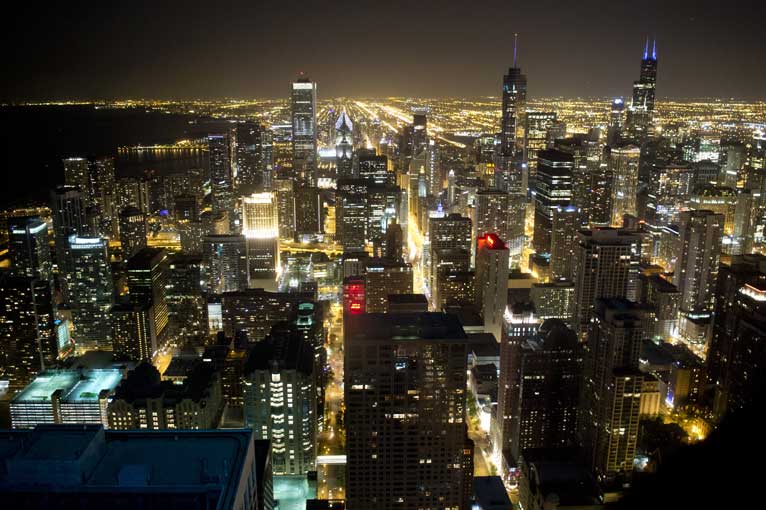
[343,277,366,316]
[478,232,506,250]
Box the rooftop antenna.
[652,38,657,60]
[513,33,519,67]
[643,36,649,60]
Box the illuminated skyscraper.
[579,299,645,481]
[62,157,89,191]
[336,178,369,252]
[608,144,641,225]
[50,185,89,269]
[476,233,510,339]
[89,157,117,237]
[241,192,280,282]
[234,121,271,194]
[208,132,234,217]
[626,38,658,140]
[345,313,470,509]
[500,35,527,158]
[7,216,52,281]
[358,151,391,186]
[126,248,169,347]
[524,111,557,183]
[67,235,114,350]
[291,77,318,182]
[550,205,583,280]
[0,275,57,392]
[243,326,317,475]
[475,189,511,243]
[533,149,573,254]
[572,229,641,333]
[673,210,724,315]
[203,235,248,294]
[335,110,354,179]
[607,98,625,145]
[118,206,147,260]
[364,258,414,313]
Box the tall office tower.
[719,140,746,188]
[638,273,680,341]
[7,216,52,281]
[274,177,296,239]
[475,189,511,242]
[88,156,117,237]
[689,185,737,238]
[412,112,428,156]
[550,205,582,280]
[345,313,469,509]
[530,280,576,326]
[0,276,56,392]
[494,302,540,463]
[367,184,400,249]
[706,255,766,419]
[108,361,223,430]
[335,110,354,178]
[475,233,510,339]
[364,258,414,313]
[608,144,641,225]
[291,77,318,182]
[50,185,89,268]
[111,301,156,361]
[126,248,169,346]
[67,235,114,350]
[507,319,583,462]
[429,213,472,292]
[524,111,557,181]
[115,176,151,214]
[607,98,625,145]
[203,235,248,294]
[118,206,147,260]
[436,270,475,309]
[625,38,658,141]
[359,151,391,186]
[241,192,280,282]
[234,121,268,194]
[424,139,442,197]
[533,149,574,254]
[62,157,90,191]
[208,133,234,216]
[673,210,723,314]
[165,254,205,340]
[580,299,645,481]
[336,178,369,252]
[572,229,641,333]
[243,327,317,475]
[500,41,527,157]
[294,187,323,237]
[384,221,404,260]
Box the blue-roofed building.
[0,424,274,510]
[10,368,124,429]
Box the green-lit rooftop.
[12,369,124,403]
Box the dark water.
[0,105,227,207]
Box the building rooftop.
[0,425,259,509]
[13,369,123,404]
[346,312,467,342]
[473,476,512,510]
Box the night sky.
[3,0,765,100]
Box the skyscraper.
[234,121,270,194]
[208,132,234,218]
[335,110,354,179]
[0,275,57,392]
[89,157,118,237]
[533,149,574,254]
[625,38,658,141]
[203,235,248,294]
[345,313,469,509]
[608,144,641,225]
[7,216,52,281]
[506,319,583,462]
[549,205,582,280]
[579,299,645,481]
[336,178,369,252]
[475,189,511,243]
[241,192,280,283]
[118,206,147,260]
[500,36,527,158]
[62,157,89,191]
[126,248,170,346]
[243,325,317,476]
[364,258,414,313]
[572,229,642,333]
[673,210,724,314]
[67,235,114,350]
[607,98,625,145]
[475,233,510,340]
[291,77,318,182]
[50,185,89,269]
